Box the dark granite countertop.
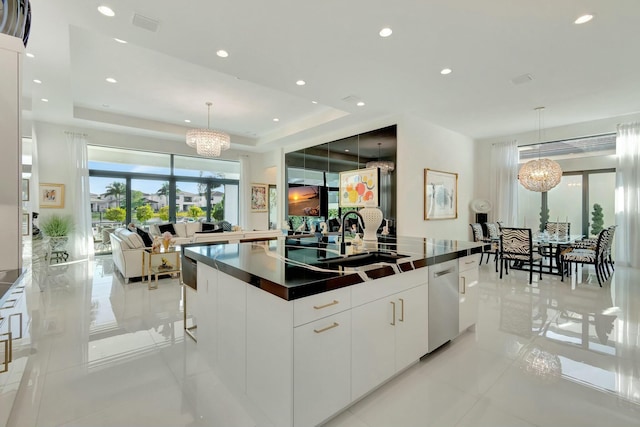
[183,236,486,301]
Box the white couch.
[110,228,149,282]
[148,222,281,244]
[149,222,204,245]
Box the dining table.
[532,233,584,275]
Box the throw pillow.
[136,227,154,247]
[201,222,218,232]
[158,223,176,235]
[219,220,233,232]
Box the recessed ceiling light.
[311,101,318,104]
[216,50,229,58]
[356,101,365,107]
[184,119,191,123]
[379,27,393,37]
[33,79,42,84]
[574,14,593,24]
[273,118,280,122]
[114,38,128,44]
[26,53,35,58]
[440,68,452,75]
[41,98,49,102]
[98,5,115,17]
[344,149,350,152]
[296,80,306,86]
[106,77,117,83]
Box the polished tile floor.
[4,249,640,427]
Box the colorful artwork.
[424,169,457,220]
[339,167,379,208]
[39,183,65,209]
[251,184,268,212]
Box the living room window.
[88,146,240,236]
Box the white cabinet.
[351,282,428,401]
[294,310,351,427]
[459,254,481,333]
[217,274,247,392]
[196,264,218,368]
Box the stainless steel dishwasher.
[428,259,459,352]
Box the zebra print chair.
[560,227,610,286]
[470,223,498,270]
[499,227,543,284]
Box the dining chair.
[499,227,543,284]
[560,227,609,286]
[470,223,498,270]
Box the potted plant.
[40,214,75,253]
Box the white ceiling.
[20,0,640,153]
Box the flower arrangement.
[161,231,175,250]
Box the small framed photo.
[22,212,30,236]
[424,169,458,220]
[40,183,65,209]
[250,183,268,212]
[339,167,379,208]
[22,178,29,201]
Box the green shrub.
[539,206,549,232]
[158,206,169,221]
[591,203,604,235]
[104,207,126,223]
[136,204,154,223]
[188,206,204,220]
[40,214,75,237]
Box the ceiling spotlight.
[41,98,49,102]
[26,53,34,58]
[356,101,365,107]
[216,50,229,58]
[311,101,318,104]
[379,27,393,37]
[184,119,191,123]
[344,149,350,152]
[440,68,452,75]
[33,79,42,84]
[97,5,115,17]
[106,77,117,83]
[273,118,280,122]
[574,14,593,24]
[296,80,306,86]
[113,38,128,44]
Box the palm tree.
[104,182,126,207]
[157,182,170,197]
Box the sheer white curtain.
[489,141,519,226]
[66,132,94,259]
[615,122,640,267]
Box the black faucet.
[340,210,364,256]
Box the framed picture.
[424,169,458,220]
[339,167,379,208]
[22,178,29,201]
[40,183,65,209]
[250,183,268,212]
[22,212,30,236]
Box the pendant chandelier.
[518,107,562,192]
[185,102,230,157]
[366,142,395,173]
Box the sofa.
[110,228,149,282]
[148,221,280,245]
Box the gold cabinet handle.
[465,260,475,265]
[461,276,466,294]
[390,301,396,326]
[399,298,405,322]
[9,312,23,340]
[313,322,339,334]
[0,332,11,372]
[313,300,339,310]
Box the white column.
[0,34,23,270]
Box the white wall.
[1,34,24,270]
[397,114,476,240]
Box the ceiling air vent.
[132,13,159,32]
[511,74,534,85]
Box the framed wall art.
[250,183,268,212]
[39,183,65,209]
[424,169,458,220]
[339,167,379,208]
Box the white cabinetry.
[459,254,481,333]
[351,269,428,401]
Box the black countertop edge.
[183,242,482,302]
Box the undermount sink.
[318,251,409,268]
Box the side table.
[144,246,181,290]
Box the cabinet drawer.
[459,254,481,272]
[351,267,428,308]
[294,287,351,327]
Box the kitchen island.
[183,236,485,427]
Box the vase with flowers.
[162,231,174,251]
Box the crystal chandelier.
[185,102,230,157]
[366,142,395,173]
[518,107,562,192]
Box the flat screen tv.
[288,185,321,216]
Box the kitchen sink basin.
[318,251,409,268]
